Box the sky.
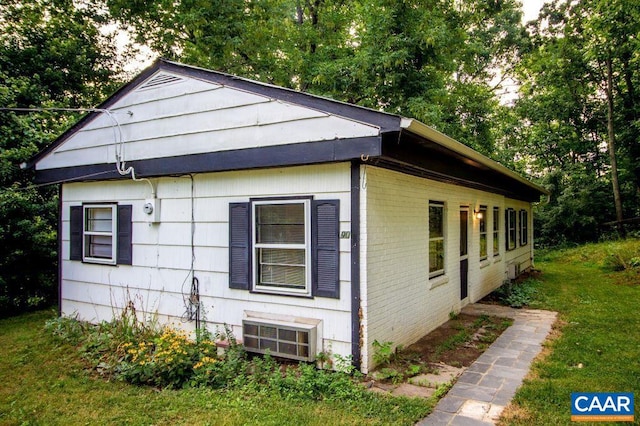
[522,0,545,22]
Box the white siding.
[37,72,379,170]
[60,163,353,358]
[360,166,534,372]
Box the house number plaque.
[340,231,351,239]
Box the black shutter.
[117,205,133,265]
[69,206,83,261]
[505,209,509,250]
[312,200,340,299]
[229,203,250,290]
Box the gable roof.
[28,59,547,201]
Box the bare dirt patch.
[370,313,512,383]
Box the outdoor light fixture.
[474,209,484,220]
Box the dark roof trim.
[26,59,400,168]
[34,136,381,184]
[401,119,548,197]
[378,132,543,202]
[159,60,402,132]
[26,64,163,168]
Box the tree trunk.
[605,55,625,233]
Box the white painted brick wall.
[361,166,535,372]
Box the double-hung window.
[492,207,500,256]
[69,204,133,265]
[519,210,528,246]
[506,208,517,251]
[479,206,488,260]
[253,200,311,296]
[83,205,117,264]
[429,201,445,278]
[229,198,339,299]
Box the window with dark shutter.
[229,198,340,299]
[229,203,250,290]
[506,208,516,251]
[312,200,340,299]
[69,203,132,265]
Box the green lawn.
[2,239,639,425]
[502,239,640,425]
[0,310,431,425]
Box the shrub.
[493,278,539,308]
[45,313,369,402]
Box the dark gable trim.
[34,136,382,184]
[26,59,400,169]
[159,60,402,132]
[376,131,543,202]
[350,161,362,370]
[26,63,164,168]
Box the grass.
[3,239,640,425]
[0,310,432,425]
[502,239,640,424]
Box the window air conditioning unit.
[508,262,521,280]
[242,319,317,362]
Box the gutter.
[400,118,550,197]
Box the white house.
[28,60,547,372]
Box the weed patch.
[370,314,511,382]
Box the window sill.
[252,288,313,299]
[493,256,502,264]
[82,258,117,266]
[429,275,449,290]
[480,259,490,269]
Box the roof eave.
[399,118,549,197]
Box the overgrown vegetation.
[1,312,432,425]
[501,239,640,424]
[489,278,540,308]
[34,309,433,424]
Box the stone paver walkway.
[416,304,557,425]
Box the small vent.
[137,73,184,91]
[243,319,317,362]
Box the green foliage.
[492,279,539,309]
[0,0,125,316]
[44,311,380,407]
[372,339,394,367]
[2,311,434,425]
[602,240,640,271]
[516,0,640,247]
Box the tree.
[514,0,640,245]
[107,0,528,157]
[0,0,123,316]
